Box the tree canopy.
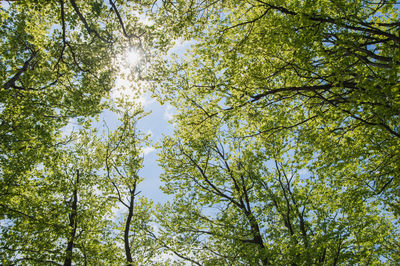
[1,0,399,265]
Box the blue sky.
[133,93,175,203]
[99,38,192,204]
[1,0,188,205]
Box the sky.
[0,1,187,205]
[99,38,192,204]
[52,7,193,210]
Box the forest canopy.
[1,0,399,265]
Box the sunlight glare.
[110,47,148,105]
[126,48,141,67]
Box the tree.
[0,0,156,212]
[0,128,121,265]
[2,0,400,264]
[153,0,400,219]
[150,0,400,263]
[101,107,157,265]
[0,106,158,265]
[156,112,399,264]
[1,0,110,169]
[0,2,162,263]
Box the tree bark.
[64,170,79,266]
[124,184,136,265]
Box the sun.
[126,48,141,67]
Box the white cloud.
[0,2,10,9]
[166,37,194,58]
[109,201,126,221]
[298,168,310,176]
[142,146,155,156]
[163,104,175,121]
[141,92,155,106]
[132,11,155,26]
[61,118,77,137]
[151,250,181,264]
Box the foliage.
[151,0,400,264]
[100,107,157,265]
[0,108,158,265]
[1,1,157,263]
[156,114,399,264]
[1,0,400,264]
[0,128,122,265]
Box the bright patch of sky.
[0,1,10,9]
[59,15,194,204]
[101,39,193,203]
[132,10,155,26]
[104,35,194,204]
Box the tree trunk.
[64,170,79,266]
[124,186,136,265]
